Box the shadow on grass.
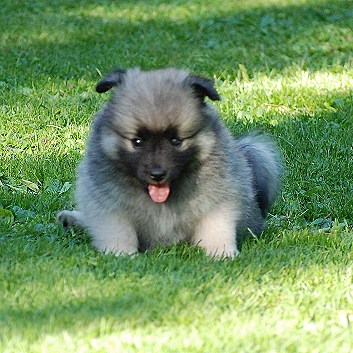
[1,0,352,82]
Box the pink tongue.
[148,184,170,203]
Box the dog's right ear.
[95,69,126,93]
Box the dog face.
[117,126,201,202]
[96,68,220,203]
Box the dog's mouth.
[148,183,170,203]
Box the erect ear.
[184,74,221,101]
[95,69,127,93]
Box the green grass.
[1,0,353,352]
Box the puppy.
[58,68,282,257]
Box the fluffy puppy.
[58,68,282,257]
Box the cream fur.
[192,207,240,258]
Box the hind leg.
[57,210,86,228]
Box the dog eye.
[170,137,183,147]
[131,138,143,148]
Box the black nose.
[150,167,166,182]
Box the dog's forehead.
[112,69,202,135]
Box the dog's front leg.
[192,208,239,258]
[87,213,139,256]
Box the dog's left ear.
[185,75,221,101]
[96,69,127,93]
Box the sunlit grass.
[217,67,353,121]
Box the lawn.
[1,0,353,352]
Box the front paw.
[203,244,239,259]
[193,209,240,259]
[107,247,138,257]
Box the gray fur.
[58,68,282,258]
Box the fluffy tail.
[236,133,282,216]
